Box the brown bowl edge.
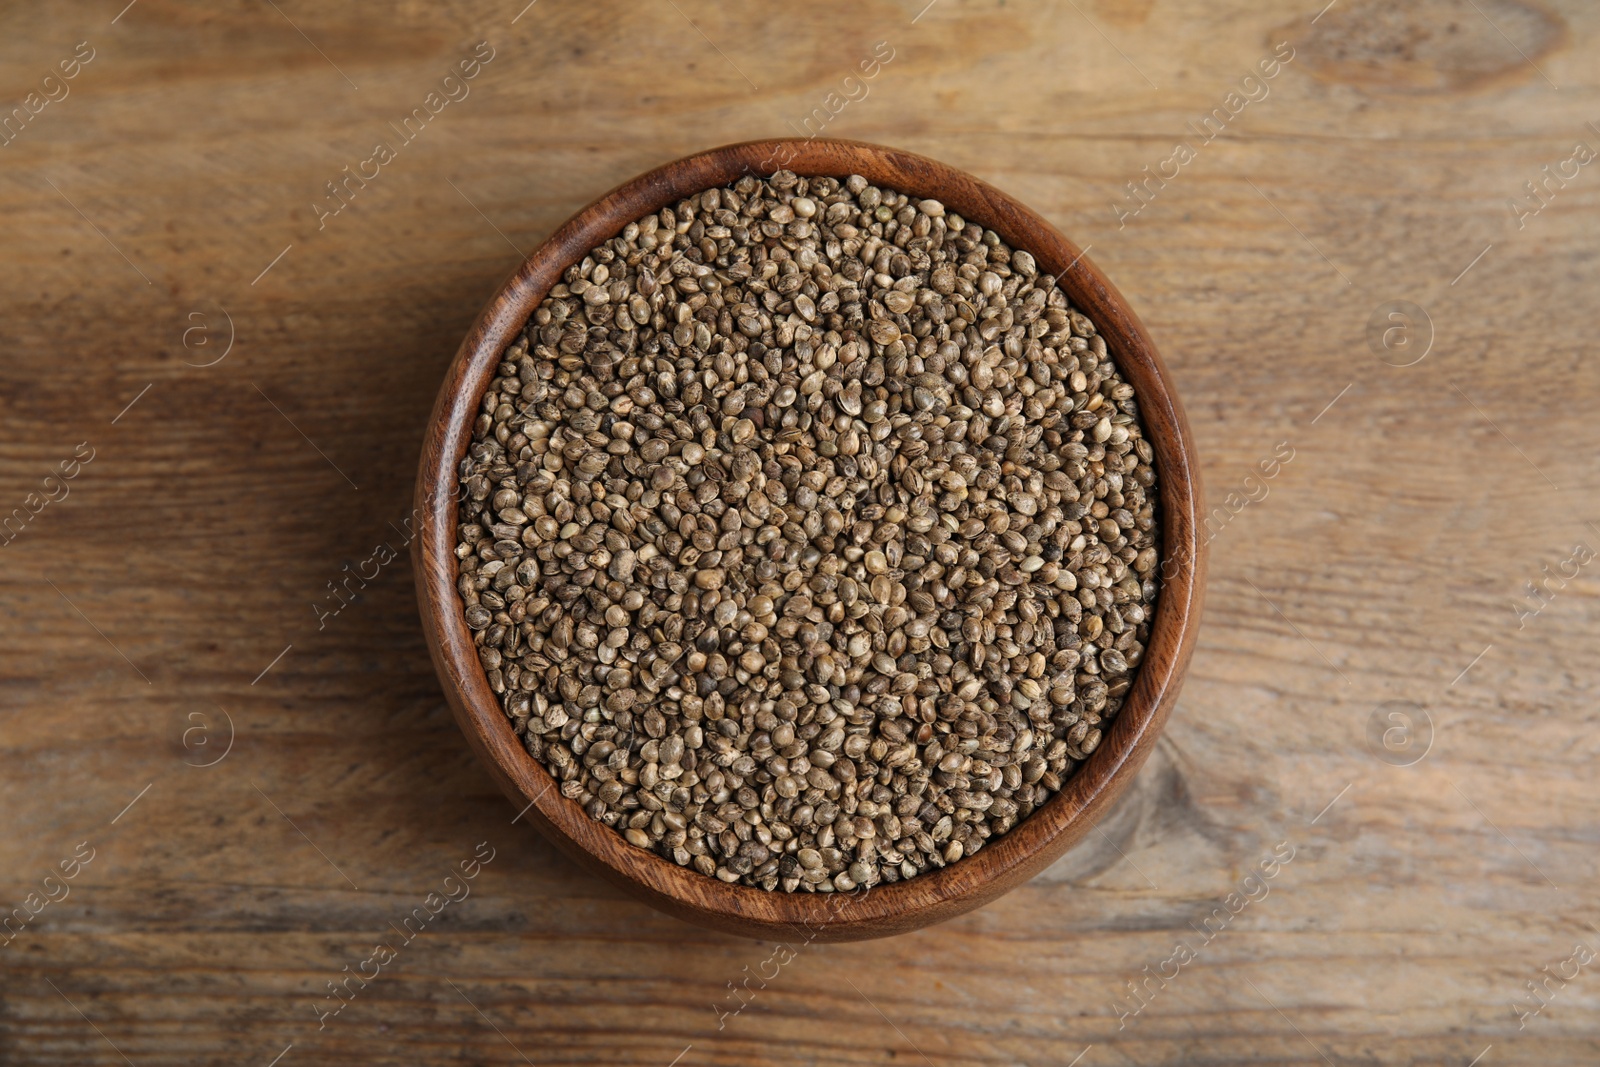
[413,138,1207,942]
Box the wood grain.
[3,0,1599,1062]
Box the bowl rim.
[413,137,1206,941]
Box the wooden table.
[3,0,1596,1063]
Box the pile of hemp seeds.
[454,170,1160,892]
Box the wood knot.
[1281,0,1565,93]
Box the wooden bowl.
[414,139,1206,941]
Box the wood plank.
[3,0,1598,1062]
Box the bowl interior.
[413,138,1205,941]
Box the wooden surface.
[414,137,1207,942]
[2,0,1597,1063]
